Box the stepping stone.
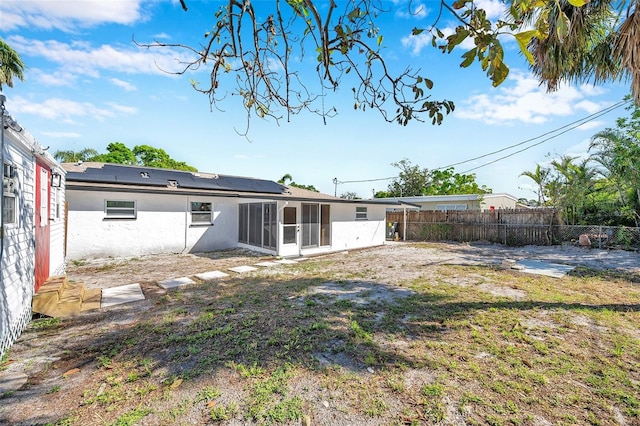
[195,270,229,281]
[255,261,280,267]
[101,283,145,308]
[0,371,28,393]
[275,259,298,264]
[158,277,196,289]
[228,265,258,273]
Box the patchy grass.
[2,244,640,425]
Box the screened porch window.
[302,203,330,248]
[238,202,276,249]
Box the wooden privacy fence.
[387,209,558,246]
[386,209,640,249]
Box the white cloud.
[474,0,507,20]
[41,131,82,139]
[110,78,138,91]
[455,71,610,125]
[395,2,430,19]
[0,0,144,31]
[401,33,432,56]
[8,96,137,124]
[575,120,606,131]
[7,35,196,77]
[29,69,78,87]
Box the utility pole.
[332,177,338,197]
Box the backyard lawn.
[1,242,639,425]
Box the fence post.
[598,225,602,249]
[504,224,507,245]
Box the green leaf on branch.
[556,9,570,41]
[514,30,539,65]
[377,35,383,46]
[460,48,477,68]
[567,0,587,6]
[412,27,424,36]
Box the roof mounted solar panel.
[66,163,286,194]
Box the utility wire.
[336,98,630,185]
[459,100,629,173]
[439,98,630,171]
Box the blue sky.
[0,0,630,199]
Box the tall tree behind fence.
[387,209,640,249]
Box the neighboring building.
[63,162,406,260]
[1,113,66,358]
[380,193,526,212]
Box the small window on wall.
[191,201,212,225]
[3,163,17,225]
[50,187,62,220]
[105,200,136,219]
[355,206,368,220]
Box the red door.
[35,162,50,291]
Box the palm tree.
[0,38,26,90]
[520,164,550,206]
[53,148,99,163]
[520,0,640,103]
[590,127,640,225]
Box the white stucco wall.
[276,201,387,257]
[66,190,239,259]
[1,132,36,359]
[327,203,386,252]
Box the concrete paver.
[158,277,196,289]
[195,271,229,281]
[275,259,298,265]
[101,283,146,307]
[516,259,575,278]
[255,261,280,267]
[228,265,258,273]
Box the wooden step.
[32,276,102,317]
[81,288,102,312]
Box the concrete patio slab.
[101,283,145,307]
[228,265,258,273]
[516,259,575,278]
[255,261,280,267]
[195,271,229,281]
[158,277,196,289]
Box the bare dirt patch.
[2,242,639,425]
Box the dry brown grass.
[1,243,639,425]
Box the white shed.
[1,102,66,359]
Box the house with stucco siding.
[63,162,405,260]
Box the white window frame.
[105,200,137,219]
[190,201,213,225]
[2,163,17,226]
[39,167,48,227]
[355,206,368,220]
[50,187,62,221]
